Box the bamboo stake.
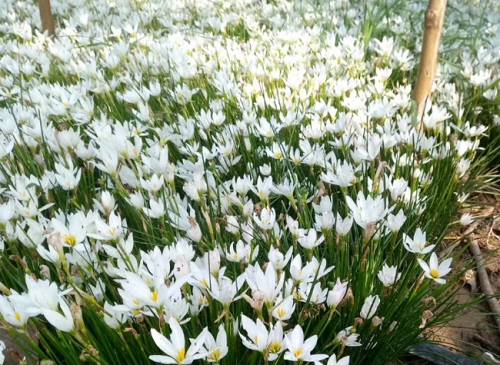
[39,0,56,38]
[413,0,447,119]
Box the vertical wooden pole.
[413,0,447,119]
[39,0,56,38]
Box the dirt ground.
[423,194,500,363]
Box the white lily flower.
[360,295,381,320]
[417,252,452,284]
[239,315,269,352]
[253,207,276,231]
[284,324,328,362]
[272,295,296,321]
[327,355,350,365]
[150,318,208,364]
[378,264,401,287]
[0,340,5,365]
[203,324,228,363]
[327,279,348,309]
[346,191,391,229]
[403,228,435,254]
[245,262,284,307]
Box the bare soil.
[423,194,500,362]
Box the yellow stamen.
[14,312,21,322]
[151,290,159,303]
[269,341,281,353]
[430,268,440,279]
[208,348,221,360]
[294,348,303,358]
[277,307,286,318]
[176,348,186,362]
[64,234,76,247]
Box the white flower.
[272,295,296,321]
[402,228,434,254]
[203,324,228,363]
[335,327,362,347]
[245,262,284,307]
[0,340,4,365]
[239,315,269,352]
[143,198,166,218]
[346,191,390,229]
[417,252,452,284]
[268,246,293,271]
[150,318,208,364]
[0,201,15,224]
[286,215,301,238]
[54,159,81,190]
[460,213,474,226]
[327,278,348,309]
[321,160,358,187]
[25,275,74,332]
[252,176,273,200]
[226,240,257,264]
[267,321,285,360]
[336,214,353,236]
[253,207,276,231]
[385,210,406,232]
[327,355,350,365]
[0,294,30,327]
[297,282,328,304]
[298,229,325,249]
[377,264,401,287]
[284,325,328,362]
[315,211,335,232]
[360,295,380,320]
[91,212,123,241]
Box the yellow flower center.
[176,347,186,362]
[64,234,76,246]
[151,290,159,303]
[294,348,303,358]
[269,341,281,353]
[277,307,286,318]
[430,268,440,279]
[109,227,117,237]
[15,312,21,322]
[208,348,221,360]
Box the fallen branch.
[471,334,500,355]
[469,239,500,332]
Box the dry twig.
[469,240,500,333]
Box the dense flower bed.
[0,0,498,364]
